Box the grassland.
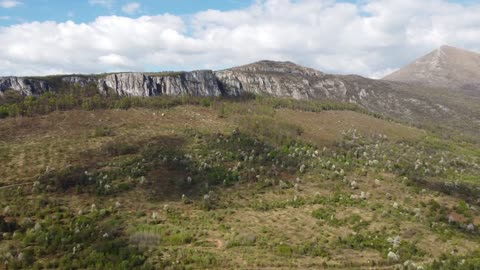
[0,97,479,269]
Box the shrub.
[102,141,138,156]
[0,106,8,118]
[115,98,132,110]
[165,231,194,245]
[39,166,89,191]
[117,182,133,192]
[0,89,24,105]
[276,244,294,257]
[92,127,114,137]
[205,166,239,186]
[200,98,212,107]
[0,216,18,232]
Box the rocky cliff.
[94,71,222,97]
[216,61,479,132]
[0,70,222,98]
[0,60,479,135]
[0,77,50,96]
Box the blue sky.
[0,0,254,26]
[0,0,475,26]
[0,0,479,77]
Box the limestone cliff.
[0,71,223,98]
[62,71,222,97]
[0,60,478,135]
[0,77,49,96]
[214,61,479,135]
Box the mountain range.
[1,45,479,138]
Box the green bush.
[92,127,114,137]
[115,97,132,110]
[0,106,8,118]
[165,231,194,245]
[102,141,139,156]
[276,244,294,257]
[39,165,89,191]
[200,97,212,107]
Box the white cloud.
[89,0,114,8]
[98,53,132,67]
[1,0,480,77]
[0,0,21,8]
[122,2,140,15]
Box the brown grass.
[276,109,425,145]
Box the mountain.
[216,60,480,137]
[1,60,479,138]
[0,71,223,97]
[384,45,480,97]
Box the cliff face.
[214,61,348,100]
[214,61,453,121]
[57,71,223,97]
[0,60,478,135]
[0,77,49,96]
[214,61,479,135]
[0,70,223,97]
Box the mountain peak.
[439,44,456,50]
[438,44,470,51]
[383,45,480,96]
[227,60,324,76]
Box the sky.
[1,0,480,78]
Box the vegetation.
[0,92,479,269]
[0,89,383,120]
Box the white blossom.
[387,251,400,261]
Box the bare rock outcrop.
[1,70,222,97]
[0,77,49,96]
[95,70,223,96]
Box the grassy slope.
[0,101,479,269]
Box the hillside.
[1,60,479,141]
[384,45,480,97]
[0,97,479,269]
[217,60,480,139]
